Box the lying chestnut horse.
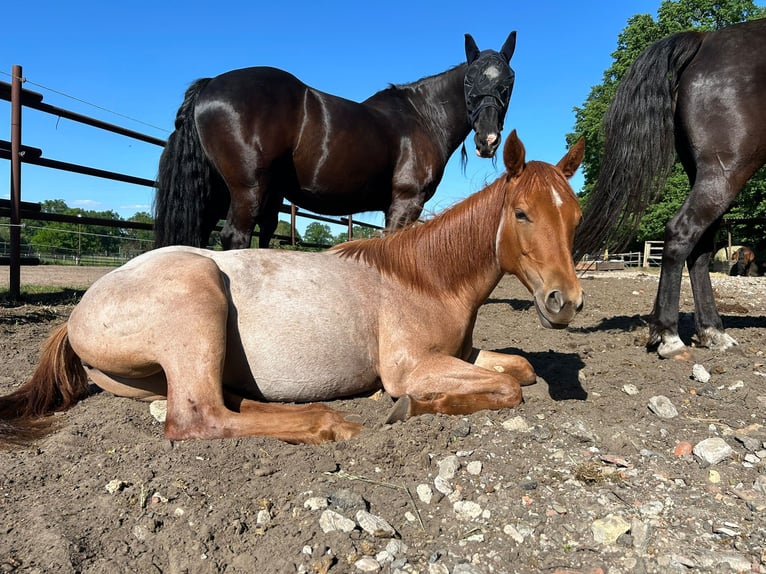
[0,131,584,445]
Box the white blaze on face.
[484,65,501,80]
[550,185,563,208]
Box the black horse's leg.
[220,173,272,250]
[385,190,427,231]
[255,191,284,249]
[686,219,736,350]
[649,172,738,358]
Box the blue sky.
[3,1,667,234]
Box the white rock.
[591,514,631,545]
[503,524,525,544]
[149,400,167,423]
[502,416,530,432]
[692,363,711,383]
[434,475,453,495]
[356,510,396,538]
[105,479,127,494]
[319,509,356,533]
[453,500,483,521]
[466,461,483,475]
[416,483,433,504]
[437,455,460,480]
[622,384,639,396]
[693,437,734,465]
[353,557,381,572]
[648,395,678,418]
[304,497,329,511]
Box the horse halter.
[464,53,514,128]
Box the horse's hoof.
[383,395,412,425]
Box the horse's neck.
[408,64,471,156]
[367,64,470,160]
[336,181,504,306]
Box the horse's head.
[464,32,516,158]
[497,131,585,329]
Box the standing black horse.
[575,18,766,359]
[155,33,516,250]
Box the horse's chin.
[534,300,569,330]
[475,147,498,158]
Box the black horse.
[155,33,516,250]
[575,18,766,359]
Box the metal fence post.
[9,65,22,301]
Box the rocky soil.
[1,265,765,574]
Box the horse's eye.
[515,210,528,222]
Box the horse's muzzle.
[534,290,584,329]
[474,132,501,158]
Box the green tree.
[569,0,765,250]
[302,222,334,247]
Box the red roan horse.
[575,19,766,359]
[1,132,584,446]
[154,33,516,249]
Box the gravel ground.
[1,265,765,574]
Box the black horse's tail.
[154,78,225,247]
[574,31,704,258]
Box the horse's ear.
[503,129,525,178]
[501,31,517,62]
[465,34,481,64]
[557,137,585,179]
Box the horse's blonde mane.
[332,179,505,296]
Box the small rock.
[466,461,482,475]
[105,479,128,494]
[356,510,397,538]
[149,400,167,423]
[329,489,367,512]
[692,363,711,383]
[754,475,766,496]
[319,509,356,533]
[591,514,631,545]
[502,416,530,432]
[453,500,482,521]
[673,441,693,457]
[622,384,639,396]
[734,434,761,452]
[434,475,453,495]
[304,497,329,511]
[503,524,526,544]
[693,437,734,465]
[416,484,433,504]
[437,455,460,480]
[708,469,721,483]
[648,395,678,419]
[353,557,381,572]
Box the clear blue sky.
[2,1,665,234]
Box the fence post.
[9,65,22,301]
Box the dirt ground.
[1,265,765,574]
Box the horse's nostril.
[576,293,585,313]
[547,290,564,314]
[487,133,498,145]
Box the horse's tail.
[0,324,90,447]
[154,78,225,248]
[574,31,704,257]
